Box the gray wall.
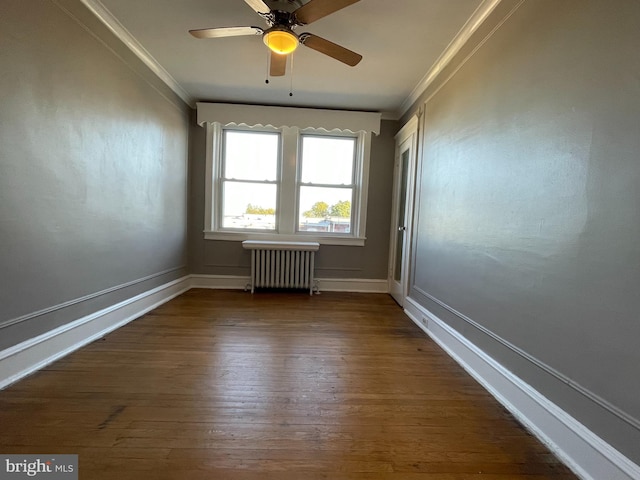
[0,0,190,350]
[189,119,398,280]
[407,0,640,463]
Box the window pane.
[222,182,277,230]
[224,131,278,181]
[300,136,355,185]
[299,186,352,233]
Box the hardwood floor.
[0,289,577,479]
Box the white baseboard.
[404,296,640,480]
[189,274,389,294]
[316,278,388,293]
[0,276,191,390]
[189,274,249,290]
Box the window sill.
[203,231,366,247]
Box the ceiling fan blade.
[244,0,271,15]
[189,26,263,39]
[294,0,360,25]
[300,33,362,66]
[270,52,287,77]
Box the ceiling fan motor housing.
[264,0,305,14]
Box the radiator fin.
[249,247,317,295]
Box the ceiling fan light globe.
[263,29,298,55]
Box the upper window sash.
[298,133,357,186]
[221,129,280,182]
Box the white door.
[389,116,418,306]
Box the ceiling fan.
[189,0,362,77]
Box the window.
[205,124,370,245]
[199,103,380,247]
[220,130,279,231]
[298,135,356,234]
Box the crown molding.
[398,0,503,118]
[80,0,194,108]
[380,110,400,121]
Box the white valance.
[196,102,381,135]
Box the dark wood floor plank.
[0,289,576,479]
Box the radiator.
[242,241,320,295]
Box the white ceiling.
[95,0,484,117]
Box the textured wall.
[409,0,640,463]
[189,119,398,280]
[0,0,190,349]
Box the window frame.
[204,122,371,246]
[296,132,358,236]
[217,127,281,233]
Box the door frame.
[388,114,419,306]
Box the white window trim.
[218,126,281,233]
[197,102,381,134]
[203,125,372,247]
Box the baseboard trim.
[189,274,389,294]
[0,276,191,390]
[404,296,640,480]
[316,278,388,293]
[189,274,250,290]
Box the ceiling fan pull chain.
[265,49,270,84]
[289,52,294,97]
